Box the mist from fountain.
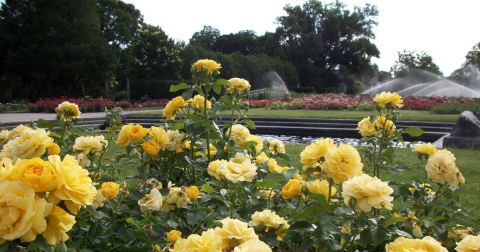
[363,66,480,97]
[261,71,290,98]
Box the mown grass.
[132,108,460,122]
[285,144,480,229]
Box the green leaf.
[173,121,185,130]
[255,173,284,188]
[402,127,424,137]
[219,96,233,106]
[201,184,215,193]
[213,79,229,94]
[242,119,256,129]
[170,82,189,92]
[383,216,408,228]
[181,88,193,100]
[289,221,314,232]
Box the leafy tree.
[276,0,379,91]
[449,42,480,85]
[189,25,220,50]
[390,50,442,78]
[212,30,259,55]
[466,42,480,68]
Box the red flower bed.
[402,96,477,110]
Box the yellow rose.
[167,230,182,243]
[100,182,120,199]
[257,188,274,200]
[7,124,29,139]
[163,96,188,120]
[267,158,289,173]
[172,228,222,252]
[322,144,363,184]
[207,144,217,157]
[342,174,394,213]
[142,141,160,156]
[221,158,257,183]
[414,143,437,156]
[233,239,272,252]
[165,187,190,208]
[56,101,81,121]
[281,179,302,199]
[268,139,286,155]
[149,126,169,150]
[0,128,54,160]
[92,190,107,209]
[0,157,14,180]
[250,209,288,232]
[374,116,397,136]
[47,143,61,156]
[227,124,251,145]
[306,179,337,199]
[300,138,334,170]
[165,130,185,153]
[373,91,403,108]
[49,155,96,206]
[73,135,108,155]
[138,188,163,213]
[426,152,464,189]
[0,130,9,147]
[217,218,258,248]
[385,236,447,252]
[413,224,423,238]
[437,149,456,159]
[8,158,58,192]
[245,135,263,154]
[116,124,148,147]
[357,117,377,138]
[186,185,200,200]
[191,95,212,112]
[208,159,228,180]
[254,152,269,165]
[191,59,222,76]
[228,78,251,94]
[42,205,75,246]
[456,234,480,252]
[0,181,50,244]
[448,226,473,241]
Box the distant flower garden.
[0,59,479,251]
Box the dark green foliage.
[431,102,480,114]
[391,50,443,78]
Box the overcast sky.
[124,0,479,75]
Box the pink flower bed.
[28,97,167,113]
[402,96,477,110]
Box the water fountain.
[258,71,290,99]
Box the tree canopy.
[390,50,442,78]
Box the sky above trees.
[124,0,480,75]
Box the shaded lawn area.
[131,108,460,122]
[286,144,480,229]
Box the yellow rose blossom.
[412,224,423,238]
[322,144,364,184]
[448,226,474,241]
[165,130,185,153]
[217,218,258,248]
[153,244,162,252]
[227,124,251,145]
[0,181,50,244]
[250,209,289,233]
[267,158,289,173]
[374,116,397,135]
[92,190,107,209]
[116,124,148,147]
[138,188,163,213]
[47,143,61,156]
[148,126,169,150]
[191,95,212,112]
[8,158,58,192]
[385,236,447,252]
[414,143,437,156]
[437,149,456,160]
[100,182,120,199]
[426,152,464,189]
[245,135,263,154]
[208,159,228,180]
[254,152,269,165]
[56,101,81,121]
[257,188,274,200]
[167,230,182,243]
[42,205,75,246]
[186,185,200,200]
[233,239,272,252]
[268,139,286,155]
[7,124,29,139]
[172,228,222,252]
[373,91,404,108]
[357,117,377,138]
[455,234,480,252]
[0,157,14,180]
[192,59,222,75]
[0,130,9,147]
[300,138,335,170]
[342,174,394,213]
[228,78,251,94]
[163,96,188,120]
[0,127,54,161]
[165,187,191,208]
[207,144,217,157]
[221,157,257,183]
[306,179,337,199]
[49,155,96,206]
[281,179,302,199]
[142,141,160,156]
[73,135,108,155]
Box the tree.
[275,0,379,91]
[189,25,220,50]
[0,0,114,101]
[212,30,259,55]
[390,50,442,78]
[466,42,480,68]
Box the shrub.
[431,102,480,114]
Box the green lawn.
[132,108,460,122]
[285,144,480,229]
